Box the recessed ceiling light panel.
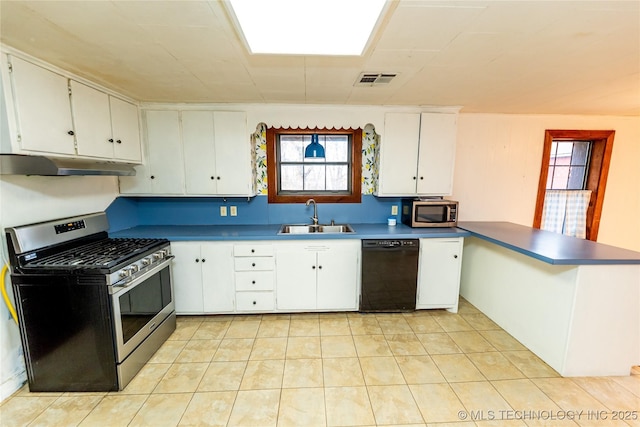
[227,0,387,55]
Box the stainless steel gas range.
[5,212,176,392]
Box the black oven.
[6,212,176,392]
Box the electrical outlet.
[230,206,237,216]
[220,206,228,216]
[391,205,398,216]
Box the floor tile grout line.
[568,376,639,415]
[9,303,636,427]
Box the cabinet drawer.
[234,245,274,257]
[236,292,274,311]
[234,257,275,271]
[235,271,275,291]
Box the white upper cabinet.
[377,112,457,196]
[212,111,253,195]
[182,111,217,194]
[70,81,112,158]
[3,53,142,162]
[109,97,142,162]
[121,109,255,197]
[119,110,184,194]
[378,113,421,195]
[7,56,76,155]
[71,81,141,163]
[416,113,457,195]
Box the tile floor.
[1,298,639,427]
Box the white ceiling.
[1,0,639,115]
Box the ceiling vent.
[355,72,397,86]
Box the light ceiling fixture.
[304,134,325,158]
[227,0,387,55]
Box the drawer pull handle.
[202,259,206,263]
[252,280,256,284]
[195,259,199,263]
[453,255,458,259]
[318,265,322,269]
[252,301,257,305]
[252,263,256,267]
[312,265,316,269]
[251,249,255,253]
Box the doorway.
[533,129,615,241]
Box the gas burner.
[24,238,167,270]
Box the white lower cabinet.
[275,240,360,312]
[171,242,235,314]
[416,237,464,313]
[233,243,275,312]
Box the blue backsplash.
[106,195,404,232]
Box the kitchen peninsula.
[458,221,640,377]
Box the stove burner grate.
[25,238,165,269]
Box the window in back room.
[533,129,615,241]
[546,140,591,190]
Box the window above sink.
[266,127,362,204]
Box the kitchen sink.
[278,224,355,234]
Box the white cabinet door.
[378,112,420,195]
[417,238,463,312]
[110,97,141,162]
[145,110,185,194]
[122,109,253,196]
[276,240,359,311]
[201,243,235,313]
[275,245,317,310]
[70,81,113,159]
[316,241,359,310]
[171,242,204,314]
[378,112,457,197]
[416,113,457,195]
[9,56,75,155]
[182,111,217,194]
[213,111,252,195]
[70,82,141,162]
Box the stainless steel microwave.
[401,199,458,228]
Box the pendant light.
[304,134,325,159]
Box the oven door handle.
[110,255,174,294]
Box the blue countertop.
[458,221,640,265]
[109,223,470,241]
[109,221,640,265]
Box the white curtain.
[541,190,592,238]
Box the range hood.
[0,154,137,176]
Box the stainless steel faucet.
[305,198,319,226]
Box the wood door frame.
[533,129,615,241]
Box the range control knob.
[141,257,152,266]
[119,266,138,278]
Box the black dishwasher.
[360,239,419,312]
